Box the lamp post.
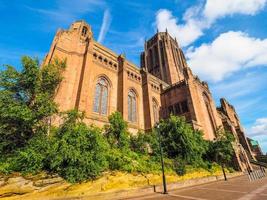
[156,123,168,194]
[221,163,227,181]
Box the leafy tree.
[208,130,235,165]
[130,131,159,155]
[10,134,52,174]
[157,115,208,165]
[0,56,65,154]
[104,112,130,149]
[207,130,235,180]
[49,110,109,183]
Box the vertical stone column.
[117,54,126,119]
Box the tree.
[157,115,208,165]
[0,56,65,154]
[208,130,235,180]
[130,131,159,155]
[209,131,234,164]
[10,133,52,174]
[104,112,130,149]
[49,110,109,183]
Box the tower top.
[145,31,179,50]
[69,20,93,40]
[141,30,185,84]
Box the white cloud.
[156,9,205,47]
[156,0,267,47]
[97,9,112,43]
[248,118,267,137]
[186,31,267,81]
[204,0,267,22]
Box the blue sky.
[0,0,267,153]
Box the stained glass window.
[93,78,108,115]
[128,90,137,122]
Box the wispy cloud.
[209,69,267,130]
[104,29,146,65]
[0,46,45,70]
[26,0,106,30]
[211,72,264,100]
[97,9,112,43]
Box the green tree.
[208,130,235,165]
[10,134,53,174]
[104,112,130,149]
[206,130,235,180]
[49,110,108,183]
[157,115,208,165]
[0,56,65,154]
[130,131,159,155]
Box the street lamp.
[155,123,168,194]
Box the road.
[127,175,267,200]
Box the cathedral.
[44,20,254,172]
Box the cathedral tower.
[140,30,187,85]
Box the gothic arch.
[92,76,110,115]
[93,74,113,89]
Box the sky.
[0,0,267,153]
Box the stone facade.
[44,20,253,171]
[217,98,253,171]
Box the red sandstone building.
[44,20,254,171]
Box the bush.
[206,131,234,166]
[48,110,109,183]
[130,131,159,155]
[173,157,187,176]
[157,115,208,165]
[10,134,52,174]
[104,112,130,149]
[107,148,135,172]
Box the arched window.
[93,77,109,115]
[152,98,159,123]
[128,90,137,122]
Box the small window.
[82,26,88,36]
[181,100,189,113]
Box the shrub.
[173,157,186,176]
[130,131,159,155]
[206,130,234,166]
[10,134,52,174]
[48,110,109,183]
[157,115,208,165]
[107,148,136,172]
[104,112,130,149]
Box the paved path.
[127,175,267,200]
